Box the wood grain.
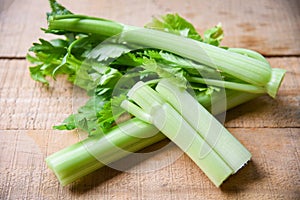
[0,0,299,57]
[0,60,75,130]
[0,128,299,199]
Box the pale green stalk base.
[46,118,164,186]
[266,68,286,98]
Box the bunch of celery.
[27,0,285,186]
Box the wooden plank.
[0,128,299,199]
[0,0,299,57]
[0,58,299,130]
[0,59,75,130]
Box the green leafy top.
[47,0,72,19]
[203,23,224,46]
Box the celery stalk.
[48,15,284,95]
[36,3,285,187]
[46,118,164,186]
[121,28,271,86]
[150,103,232,187]
[156,79,251,173]
[123,80,251,186]
[187,77,266,94]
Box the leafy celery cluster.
[27,0,225,135]
[29,0,286,187]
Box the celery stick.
[46,118,163,186]
[49,15,272,87]
[156,79,251,173]
[150,103,233,186]
[123,81,251,186]
[188,77,266,94]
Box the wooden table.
[0,0,299,199]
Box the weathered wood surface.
[0,0,299,57]
[0,0,299,199]
[0,129,299,199]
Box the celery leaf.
[145,13,203,42]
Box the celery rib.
[121,28,271,86]
[150,103,233,186]
[49,16,272,87]
[188,77,266,94]
[46,84,260,186]
[156,79,251,173]
[122,80,251,187]
[228,48,269,64]
[48,15,286,97]
[46,118,163,186]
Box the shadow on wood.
[221,160,264,192]
[225,96,271,123]
[225,95,300,127]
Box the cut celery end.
[127,81,165,113]
[156,79,252,173]
[121,100,152,123]
[266,68,286,98]
[150,103,233,187]
[45,138,105,186]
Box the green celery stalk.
[187,77,266,94]
[122,82,232,186]
[48,15,284,95]
[156,79,251,173]
[227,48,269,63]
[46,118,164,186]
[206,89,261,114]
[151,103,233,186]
[122,80,251,186]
